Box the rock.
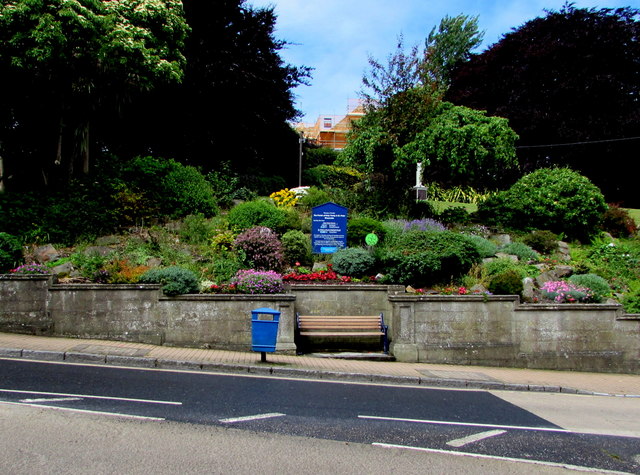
[536,265,574,287]
[491,233,512,246]
[522,277,537,302]
[557,241,571,261]
[95,235,121,246]
[146,257,162,268]
[495,253,519,262]
[51,261,74,277]
[470,284,489,294]
[34,244,59,263]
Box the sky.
[248,0,640,124]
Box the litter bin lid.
[251,307,280,315]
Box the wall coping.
[0,274,52,281]
[160,294,296,301]
[50,283,161,291]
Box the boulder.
[33,244,59,263]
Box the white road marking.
[0,400,165,421]
[446,429,507,447]
[372,443,631,475]
[359,414,570,433]
[219,412,286,424]
[20,397,82,403]
[0,388,181,405]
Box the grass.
[624,208,640,226]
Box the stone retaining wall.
[1,276,638,373]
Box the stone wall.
[1,276,639,373]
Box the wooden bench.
[295,313,389,354]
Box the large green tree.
[0,0,189,187]
[447,4,640,206]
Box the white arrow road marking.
[446,429,507,448]
[20,397,83,403]
[219,413,286,424]
[0,388,181,405]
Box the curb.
[2,347,635,397]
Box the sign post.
[311,202,348,254]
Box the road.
[1,358,639,474]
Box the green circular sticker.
[365,233,379,246]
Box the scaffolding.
[295,99,365,150]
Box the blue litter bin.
[251,307,280,361]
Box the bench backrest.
[297,314,383,331]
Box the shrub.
[488,269,524,296]
[407,200,437,219]
[439,207,471,226]
[269,188,298,208]
[462,234,498,258]
[227,200,287,233]
[397,218,446,233]
[347,217,386,247]
[600,204,638,238]
[305,147,339,167]
[568,274,611,303]
[105,259,150,284]
[622,285,640,313]
[521,230,559,255]
[477,168,607,241]
[139,266,199,296]
[586,241,640,282]
[70,251,110,279]
[483,257,523,276]
[298,187,331,209]
[303,165,363,189]
[0,232,23,272]
[281,230,312,266]
[211,256,244,284]
[233,226,284,272]
[331,247,376,277]
[179,214,215,245]
[230,269,284,294]
[540,280,592,303]
[379,230,481,286]
[499,242,539,262]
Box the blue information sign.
[311,202,348,254]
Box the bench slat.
[299,331,384,337]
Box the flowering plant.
[230,269,284,294]
[10,263,50,275]
[269,188,298,208]
[282,264,349,283]
[540,280,593,303]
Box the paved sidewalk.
[1,332,639,397]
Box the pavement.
[1,332,639,397]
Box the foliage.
[600,204,638,238]
[568,274,611,303]
[483,258,528,278]
[331,247,376,278]
[269,189,298,208]
[477,168,607,241]
[233,226,283,272]
[582,240,640,284]
[139,266,199,296]
[521,230,559,255]
[0,0,189,184]
[282,264,347,283]
[447,4,640,206]
[304,147,339,168]
[407,200,438,219]
[461,234,498,258]
[379,229,481,286]
[179,214,215,245]
[206,162,241,208]
[499,242,539,262]
[298,187,331,209]
[303,165,364,189]
[9,263,49,275]
[488,269,524,296]
[540,280,593,303]
[396,103,519,189]
[0,232,23,272]
[210,256,244,285]
[227,200,287,233]
[229,269,284,294]
[439,207,471,227]
[347,217,387,247]
[69,250,110,279]
[622,284,640,314]
[281,230,312,267]
[425,183,493,204]
[105,259,150,284]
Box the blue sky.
[248,0,640,124]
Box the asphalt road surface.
[1,358,639,474]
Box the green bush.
[331,247,376,278]
[568,273,611,303]
[488,269,524,296]
[477,168,607,241]
[281,230,312,266]
[438,207,471,226]
[600,204,638,238]
[461,234,498,258]
[622,285,640,313]
[499,242,539,262]
[305,147,339,168]
[0,232,23,272]
[380,230,481,286]
[347,217,386,247]
[230,269,284,294]
[298,187,331,209]
[407,201,437,219]
[179,214,215,245]
[521,230,559,255]
[227,200,287,233]
[303,165,363,189]
[139,266,199,296]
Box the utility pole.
[298,135,304,188]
